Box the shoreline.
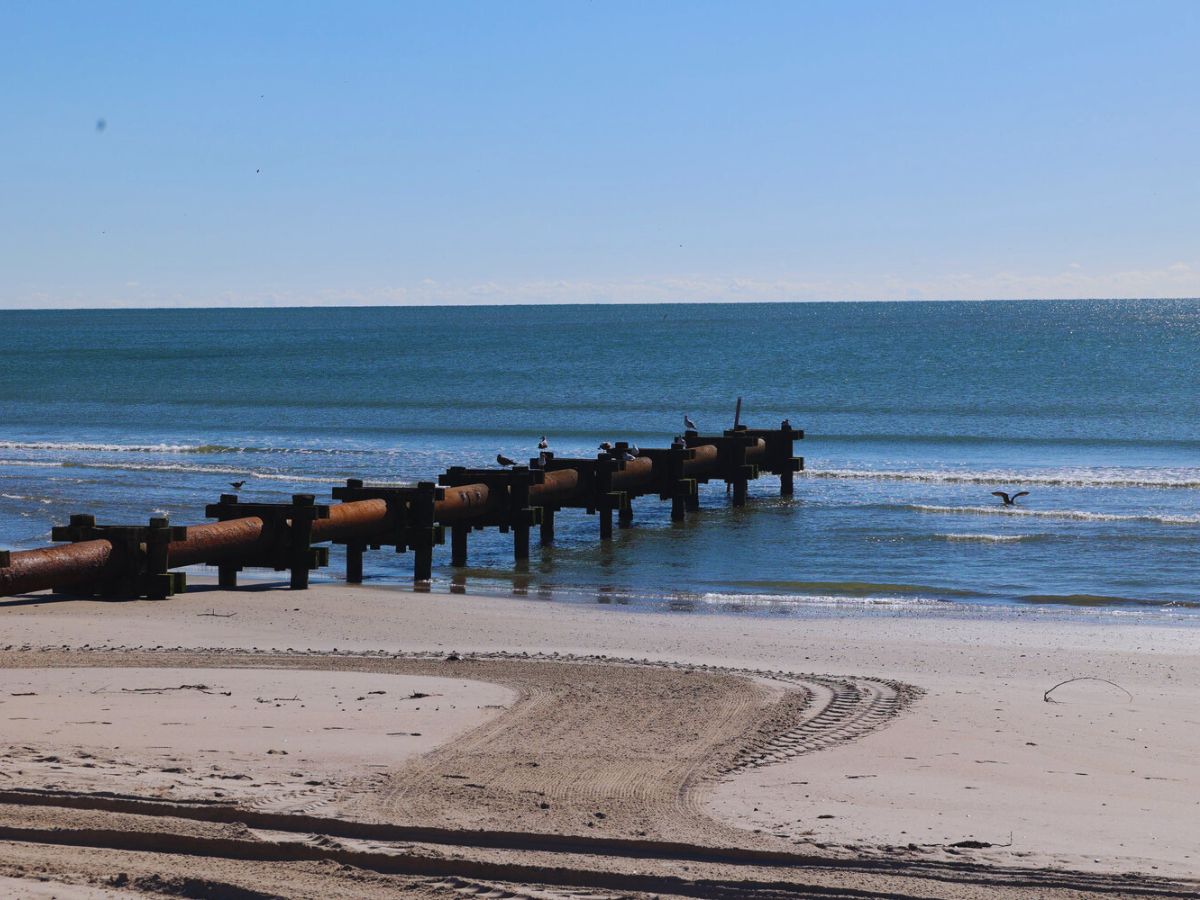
[1,580,1198,894]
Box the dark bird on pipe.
[229,481,246,491]
[684,414,697,431]
[496,453,516,467]
[537,435,549,450]
[781,418,791,430]
[992,490,1029,506]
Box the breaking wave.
[934,532,1045,542]
[805,467,1200,489]
[908,504,1200,526]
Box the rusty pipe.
[610,456,654,489]
[529,469,581,505]
[745,437,767,459]
[0,540,117,596]
[682,444,719,475]
[167,517,273,568]
[435,483,494,522]
[311,498,391,544]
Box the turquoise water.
[1,300,1197,617]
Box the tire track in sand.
[0,648,920,845]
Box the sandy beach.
[1,581,1197,898]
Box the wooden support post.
[733,474,748,507]
[686,488,700,511]
[618,501,634,529]
[596,454,616,541]
[451,524,469,566]
[780,467,794,497]
[345,543,364,583]
[540,508,555,546]
[412,482,436,583]
[510,466,532,562]
[144,516,173,600]
[672,480,689,521]
[289,494,316,590]
[218,565,238,588]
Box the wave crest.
[909,504,1200,525]
[806,468,1200,489]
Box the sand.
[1,579,1198,897]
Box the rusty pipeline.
[0,540,117,596]
[0,429,791,597]
[682,444,720,475]
[435,483,494,522]
[529,469,582,505]
[610,455,654,489]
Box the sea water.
[1,300,1196,618]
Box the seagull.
[781,418,791,430]
[672,435,686,448]
[629,444,639,456]
[229,481,246,491]
[684,414,697,431]
[496,453,516,467]
[537,435,549,450]
[992,491,1029,506]
[598,441,612,451]
[621,449,637,461]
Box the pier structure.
[0,421,802,598]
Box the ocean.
[1,300,1197,619]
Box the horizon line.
[4,295,1199,313]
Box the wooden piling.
[451,524,469,566]
[345,542,365,583]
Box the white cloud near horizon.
[4,262,1198,310]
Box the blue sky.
[2,1,1197,308]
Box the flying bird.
[684,414,697,431]
[537,435,549,450]
[229,481,246,491]
[991,491,1029,506]
[496,453,516,467]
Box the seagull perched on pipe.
[598,441,612,451]
[229,481,246,491]
[496,453,516,467]
[621,449,637,461]
[684,414,697,431]
[992,490,1029,506]
[537,435,549,450]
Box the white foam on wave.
[910,504,1200,526]
[807,467,1200,489]
[0,440,365,456]
[58,460,343,483]
[0,440,218,453]
[694,591,950,610]
[935,532,1036,542]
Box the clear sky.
[2,1,1197,308]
